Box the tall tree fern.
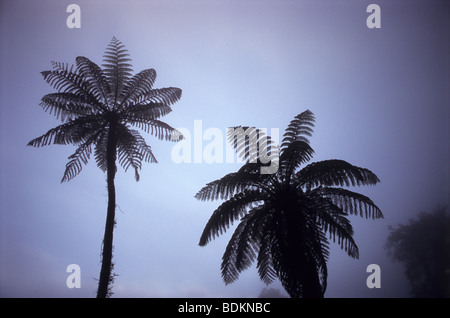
[196,110,382,298]
[28,37,183,298]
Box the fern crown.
[196,110,382,297]
[28,37,182,182]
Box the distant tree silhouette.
[385,206,450,297]
[27,37,182,298]
[196,110,382,298]
[258,287,288,298]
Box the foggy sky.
[0,0,448,297]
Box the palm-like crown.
[28,37,182,182]
[196,110,382,297]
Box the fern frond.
[128,118,179,141]
[279,140,314,179]
[194,163,272,201]
[227,126,259,163]
[41,62,105,112]
[60,125,108,182]
[198,190,266,246]
[313,197,359,258]
[221,206,272,284]
[236,206,274,270]
[195,173,242,202]
[122,103,173,121]
[76,56,111,105]
[102,37,133,105]
[40,67,81,94]
[309,230,329,293]
[225,126,279,176]
[61,142,92,182]
[297,159,380,190]
[221,217,249,284]
[257,228,277,285]
[226,127,277,163]
[27,115,104,147]
[118,68,157,108]
[40,93,96,122]
[280,109,315,150]
[94,131,108,172]
[313,187,383,219]
[116,126,157,181]
[135,87,182,106]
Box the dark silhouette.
[385,206,450,297]
[27,37,182,298]
[196,110,382,298]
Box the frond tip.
[315,187,383,219]
[102,36,133,102]
[298,159,380,190]
[198,189,265,246]
[280,109,315,149]
[61,143,92,183]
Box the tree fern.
[196,110,382,298]
[27,37,183,297]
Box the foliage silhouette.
[258,287,288,298]
[196,110,382,298]
[27,37,182,298]
[385,206,450,297]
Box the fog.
[0,0,448,298]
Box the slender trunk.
[96,123,117,298]
[286,262,324,298]
[284,208,325,298]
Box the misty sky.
[0,0,448,297]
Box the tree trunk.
[284,209,325,298]
[96,123,117,298]
[301,268,324,298]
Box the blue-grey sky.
[0,0,448,297]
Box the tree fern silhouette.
[196,110,382,298]
[27,37,182,298]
